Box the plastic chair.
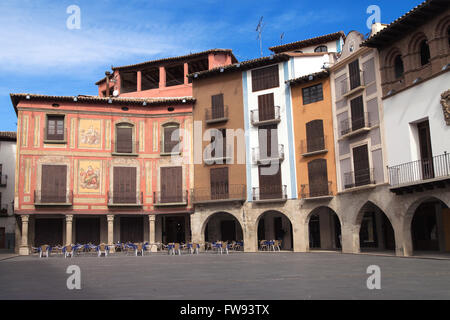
[259,240,268,251]
[274,240,282,251]
[39,245,50,258]
[135,243,144,256]
[98,243,108,257]
[220,242,229,255]
[64,245,74,258]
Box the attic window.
[314,45,328,53]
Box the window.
[115,123,134,154]
[394,55,404,79]
[40,165,67,203]
[348,59,361,90]
[350,96,365,131]
[211,94,225,119]
[46,115,65,141]
[314,45,328,53]
[258,93,275,121]
[160,167,183,203]
[210,167,229,200]
[420,40,431,66]
[251,65,279,92]
[302,83,323,105]
[352,144,371,187]
[306,120,325,153]
[162,124,180,154]
[211,128,227,158]
[307,159,329,197]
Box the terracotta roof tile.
[0,131,17,141]
[269,31,346,54]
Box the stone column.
[107,215,115,252]
[19,215,30,255]
[65,215,73,246]
[148,215,157,252]
[190,212,204,245]
[341,224,360,254]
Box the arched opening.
[203,212,243,243]
[308,207,341,251]
[420,40,431,66]
[314,45,328,53]
[257,210,293,250]
[394,55,404,79]
[358,202,395,252]
[411,198,450,254]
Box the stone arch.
[384,47,405,81]
[255,210,293,251]
[403,195,450,256]
[200,211,244,243]
[305,206,342,251]
[354,201,396,253]
[434,15,450,54]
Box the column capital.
[107,214,115,222]
[148,215,156,222]
[65,215,73,222]
[21,214,30,223]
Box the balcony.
[153,190,188,207]
[250,106,281,126]
[340,113,375,139]
[343,168,376,190]
[108,192,143,207]
[0,174,7,187]
[388,152,450,195]
[252,145,284,164]
[111,140,139,156]
[300,136,328,157]
[204,144,233,165]
[340,71,365,98]
[252,185,287,203]
[205,106,229,124]
[34,190,73,206]
[191,185,246,204]
[301,182,333,200]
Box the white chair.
[135,243,144,256]
[98,243,108,257]
[64,245,74,258]
[39,245,50,258]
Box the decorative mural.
[78,160,102,194]
[441,90,450,126]
[78,119,102,149]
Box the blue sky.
[0,0,422,131]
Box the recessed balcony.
[250,106,281,126]
[191,185,246,204]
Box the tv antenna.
[256,16,264,57]
[280,32,285,45]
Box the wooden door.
[210,167,229,200]
[349,59,361,90]
[418,120,434,179]
[308,159,329,197]
[352,145,370,187]
[41,165,67,203]
[258,164,282,199]
[258,93,275,121]
[306,120,325,153]
[113,167,136,204]
[211,94,224,119]
[161,167,182,203]
[258,124,278,159]
[350,96,365,131]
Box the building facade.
[0,132,17,251]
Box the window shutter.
[308,159,328,197]
[258,93,275,121]
[161,167,182,203]
[41,165,66,203]
[349,60,361,90]
[350,96,365,131]
[113,167,136,203]
[164,126,179,153]
[258,164,282,199]
[47,116,65,141]
[116,127,133,153]
[306,120,325,153]
[352,145,370,187]
[211,94,224,119]
[210,167,229,199]
[252,65,279,92]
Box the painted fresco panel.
[78,119,102,149]
[78,159,102,194]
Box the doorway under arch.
[308,207,341,251]
[203,212,243,243]
[257,210,293,250]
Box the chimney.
[371,23,387,37]
[105,71,111,97]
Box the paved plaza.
[1,252,450,300]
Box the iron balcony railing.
[340,70,365,96]
[108,192,143,206]
[111,140,140,155]
[0,174,7,187]
[34,190,73,205]
[300,136,327,155]
[340,112,374,137]
[153,190,188,205]
[204,144,233,164]
[250,106,281,125]
[252,144,285,164]
[388,152,450,187]
[252,185,287,201]
[344,168,375,189]
[301,182,333,198]
[205,105,229,123]
[191,184,246,203]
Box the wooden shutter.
[418,120,434,179]
[258,124,278,159]
[308,159,329,197]
[350,96,365,131]
[113,167,136,203]
[352,145,370,187]
[211,94,224,119]
[349,60,361,90]
[210,167,229,200]
[258,93,275,121]
[164,125,179,153]
[258,164,282,199]
[306,120,325,153]
[116,126,133,153]
[252,65,279,92]
[161,167,182,203]
[41,165,67,203]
